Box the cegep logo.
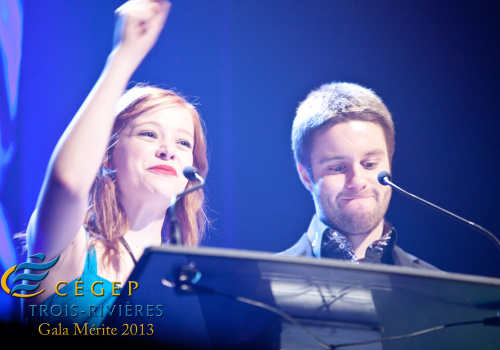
[1,253,60,298]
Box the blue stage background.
[2,0,499,294]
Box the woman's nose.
[156,142,175,160]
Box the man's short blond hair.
[292,82,395,170]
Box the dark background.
[2,0,499,287]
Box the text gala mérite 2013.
[39,322,155,336]
[29,279,164,333]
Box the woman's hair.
[84,85,208,265]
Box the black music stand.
[108,246,500,350]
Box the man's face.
[298,120,392,235]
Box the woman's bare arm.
[27,0,171,259]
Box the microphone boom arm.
[379,172,500,254]
[168,169,206,246]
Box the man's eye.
[364,162,376,168]
[329,165,345,172]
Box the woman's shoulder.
[26,226,88,306]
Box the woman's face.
[113,106,195,206]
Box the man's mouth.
[339,194,375,205]
[342,196,373,200]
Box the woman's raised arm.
[27,0,171,258]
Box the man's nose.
[345,165,367,189]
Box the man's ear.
[297,163,314,192]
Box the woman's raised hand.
[27,1,172,258]
[113,0,171,68]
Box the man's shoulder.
[392,245,440,271]
[277,232,314,257]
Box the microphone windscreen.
[377,171,392,185]
[183,166,199,181]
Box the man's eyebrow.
[318,149,386,164]
[318,155,345,165]
[364,149,386,157]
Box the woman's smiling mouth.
[148,165,177,176]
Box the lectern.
[108,246,500,349]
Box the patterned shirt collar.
[319,219,394,263]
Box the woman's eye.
[139,131,156,138]
[179,140,192,148]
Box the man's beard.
[317,190,391,236]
